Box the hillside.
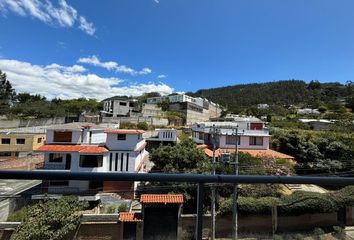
[192,80,353,113]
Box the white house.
[192,120,269,150]
[192,118,294,160]
[37,123,148,198]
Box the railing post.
[196,182,205,240]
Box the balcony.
[0,171,354,240]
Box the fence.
[1,171,354,240]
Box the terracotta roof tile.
[104,129,145,134]
[202,147,294,159]
[119,212,143,222]
[140,194,184,204]
[36,145,108,154]
[240,149,294,159]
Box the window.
[119,102,127,106]
[226,135,240,145]
[37,138,42,143]
[49,153,64,162]
[53,131,72,142]
[0,152,11,157]
[16,138,25,145]
[65,154,71,170]
[120,153,124,171]
[79,155,103,168]
[1,138,10,144]
[249,137,263,146]
[117,134,126,140]
[250,122,263,130]
[198,132,204,140]
[126,153,129,172]
[109,153,113,171]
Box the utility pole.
[232,127,239,240]
[210,125,217,240]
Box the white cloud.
[78,55,152,76]
[139,67,152,75]
[0,0,95,35]
[0,59,173,100]
[154,0,160,3]
[157,74,167,79]
[78,16,96,36]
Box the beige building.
[0,127,46,158]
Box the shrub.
[279,191,338,216]
[106,205,116,213]
[120,122,137,129]
[7,207,28,222]
[118,203,128,212]
[293,233,304,240]
[332,226,345,239]
[137,121,148,130]
[219,197,280,215]
[313,227,325,236]
[273,234,284,240]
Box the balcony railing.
[1,171,354,240]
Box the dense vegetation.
[192,80,354,114]
[220,186,354,216]
[0,70,102,119]
[271,128,354,176]
[10,196,88,240]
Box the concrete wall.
[105,134,144,151]
[277,212,338,231]
[0,117,65,129]
[102,117,168,126]
[178,213,338,239]
[0,222,124,240]
[179,214,272,239]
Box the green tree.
[0,70,16,115]
[11,196,88,240]
[137,121,149,130]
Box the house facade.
[146,94,222,125]
[192,118,294,160]
[0,127,46,159]
[37,123,148,197]
[192,118,269,150]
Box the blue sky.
[0,0,353,99]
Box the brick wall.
[0,154,44,170]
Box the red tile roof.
[140,194,184,204]
[200,146,294,159]
[104,129,145,134]
[240,149,294,159]
[36,145,108,153]
[119,212,143,222]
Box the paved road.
[0,179,41,221]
